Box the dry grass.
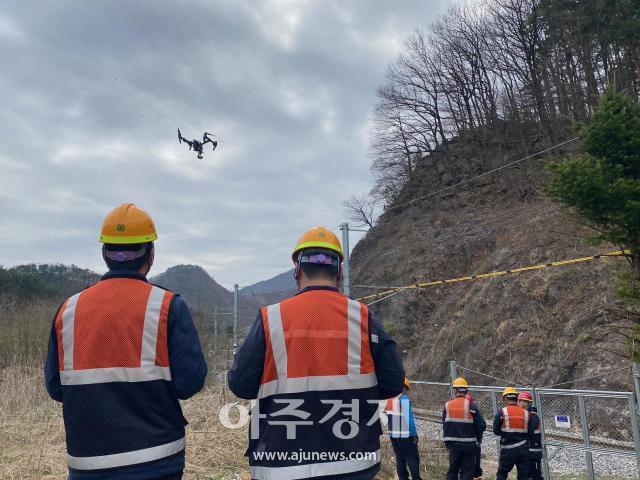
[0,366,251,480]
[0,367,408,480]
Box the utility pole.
[233,283,238,357]
[340,223,350,297]
[213,307,218,374]
[449,360,458,398]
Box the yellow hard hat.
[99,203,158,244]
[502,387,519,397]
[403,377,410,389]
[292,226,343,262]
[452,377,469,389]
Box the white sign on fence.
[555,415,571,429]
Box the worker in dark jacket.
[493,388,538,480]
[518,392,543,480]
[229,226,405,480]
[443,377,486,480]
[385,377,422,480]
[44,203,208,480]
[462,393,485,480]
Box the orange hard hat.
[292,226,343,262]
[99,203,158,244]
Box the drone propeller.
[177,129,182,144]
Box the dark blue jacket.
[441,398,486,447]
[44,271,208,480]
[228,286,405,479]
[493,404,538,451]
[528,406,542,458]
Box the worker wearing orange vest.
[229,226,405,480]
[385,377,421,480]
[493,387,538,480]
[44,203,207,480]
[443,378,486,480]
[518,392,543,480]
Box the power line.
[458,365,527,388]
[358,249,627,303]
[541,366,630,389]
[386,136,580,212]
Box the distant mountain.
[151,265,235,314]
[239,269,296,306]
[239,269,296,295]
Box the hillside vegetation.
[350,0,639,389]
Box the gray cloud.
[0,0,449,288]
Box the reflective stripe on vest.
[443,397,476,442]
[56,281,173,385]
[445,397,474,424]
[249,450,381,480]
[501,439,527,449]
[68,437,185,470]
[502,406,529,433]
[258,296,376,399]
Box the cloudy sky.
[0,0,449,289]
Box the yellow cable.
[356,250,628,302]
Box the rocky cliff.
[350,135,632,390]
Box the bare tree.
[342,194,380,228]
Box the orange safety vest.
[54,278,183,471]
[251,289,379,480]
[385,397,400,415]
[501,405,530,433]
[443,396,476,443]
[258,290,376,398]
[55,278,173,385]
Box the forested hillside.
[348,0,640,390]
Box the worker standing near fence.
[464,393,485,480]
[443,377,486,480]
[493,387,538,480]
[385,377,422,480]
[228,226,405,480]
[44,203,208,480]
[518,392,543,480]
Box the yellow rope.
[356,250,628,302]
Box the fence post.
[534,388,551,480]
[633,362,640,409]
[627,392,640,477]
[578,395,595,480]
[449,360,457,399]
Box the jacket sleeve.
[228,311,265,399]
[168,295,208,400]
[471,403,486,440]
[493,411,503,436]
[529,411,539,437]
[369,310,405,399]
[44,307,63,402]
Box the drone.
[177,129,218,159]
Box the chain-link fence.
[409,380,640,479]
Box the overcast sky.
[0,0,449,289]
